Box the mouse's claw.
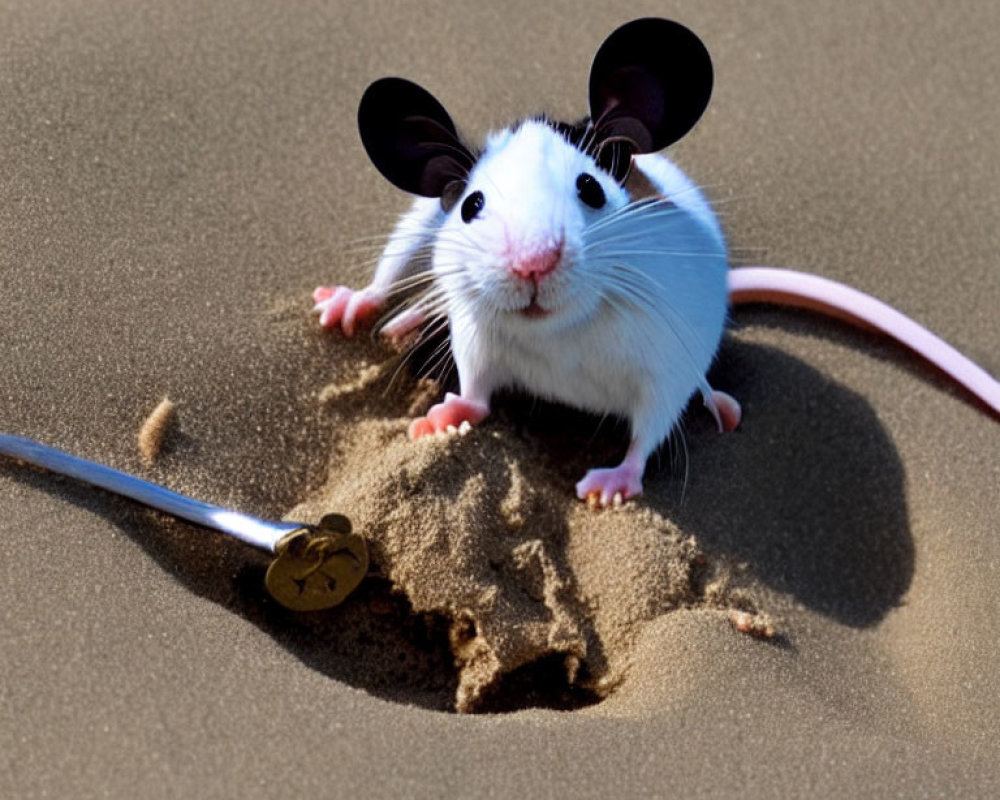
[576,464,643,508]
[409,393,489,439]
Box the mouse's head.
[357,18,713,329]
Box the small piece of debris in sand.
[729,609,776,639]
[138,398,175,463]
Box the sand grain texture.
[2,1,999,798]
[291,364,753,711]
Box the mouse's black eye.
[576,173,606,209]
[461,190,485,223]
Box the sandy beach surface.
[2,1,998,797]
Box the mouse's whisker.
[584,198,680,235]
[369,280,453,340]
[431,242,482,262]
[573,120,597,157]
[341,225,446,251]
[382,284,453,323]
[600,283,702,370]
[586,203,686,233]
[583,243,727,259]
[596,266,717,398]
[408,285,453,314]
[337,242,396,259]
[580,236,726,272]
[382,313,453,391]
[425,266,472,294]
[583,206,727,256]
[620,288,715,384]
[418,330,458,383]
[393,314,453,382]
[431,228,489,254]
[667,419,691,502]
[415,140,476,174]
[374,241,469,264]
[382,269,446,296]
[584,185,748,239]
[373,270,441,302]
[343,231,406,247]
[597,289,711,419]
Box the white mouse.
[315,18,1000,506]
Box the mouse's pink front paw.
[575,464,643,507]
[408,393,489,439]
[313,285,384,336]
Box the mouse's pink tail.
[727,266,1000,418]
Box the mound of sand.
[288,352,764,712]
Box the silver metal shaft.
[0,434,303,552]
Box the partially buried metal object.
[266,514,368,611]
[0,434,367,611]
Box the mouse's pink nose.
[511,244,562,281]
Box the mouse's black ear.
[357,77,476,201]
[588,18,713,180]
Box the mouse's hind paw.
[703,388,742,432]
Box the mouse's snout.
[510,241,563,283]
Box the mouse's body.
[314,18,1000,506]
[434,123,729,426]
[318,118,738,505]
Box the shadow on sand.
[2,329,914,711]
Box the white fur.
[370,120,729,485]
[368,195,443,294]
